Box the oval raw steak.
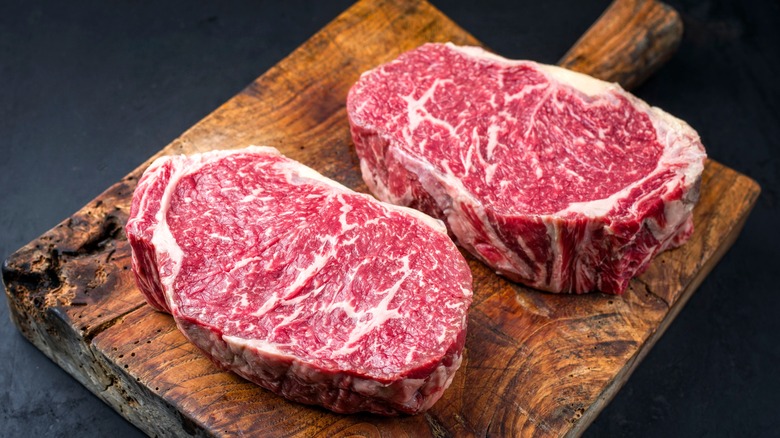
[125,146,473,415]
[347,43,707,294]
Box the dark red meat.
[347,43,706,294]
[125,146,473,415]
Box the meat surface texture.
[125,146,473,415]
[347,43,707,295]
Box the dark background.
[1,0,777,436]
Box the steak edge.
[347,43,707,294]
[125,146,473,415]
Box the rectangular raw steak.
[124,146,473,415]
[347,42,707,294]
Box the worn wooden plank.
[2,0,760,437]
[559,0,683,89]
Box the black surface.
[1,0,777,436]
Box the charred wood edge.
[0,182,208,436]
[0,171,209,436]
[558,0,684,90]
[60,213,124,258]
[567,174,761,437]
[2,177,134,309]
[1,209,123,300]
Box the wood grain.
[2,0,760,437]
[559,0,683,90]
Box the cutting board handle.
[559,0,683,90]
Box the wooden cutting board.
[2,0,760,436]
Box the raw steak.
[125,146,473,415]
[347,43,707,294]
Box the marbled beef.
[347,43,706,294]
[125,146,473,415]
